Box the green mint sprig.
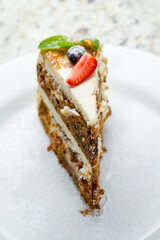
[38,35,99,50]
[38,35,75,50]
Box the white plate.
[0,45,160,240]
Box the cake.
[36,35,111,212]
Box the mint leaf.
[38,35,75,50]
[77,38,99,50]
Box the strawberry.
[66,52,97,86]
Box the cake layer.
[38,96,103,209]
[37,85,90,167]
[37,63,111,162]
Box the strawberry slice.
[66,52,97,86]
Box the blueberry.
[67,46,86,63]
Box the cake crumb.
[47,144,53,151]
[100,188,105,195]
[102,147,107,152]
[80,209,93,216]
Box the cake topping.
[67,46,86,63]
[66,52,97,86]
[38,35,99,51]
[38,35,75,50]
[76,38,99,51]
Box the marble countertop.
[0,0,160,64]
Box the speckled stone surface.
[0,0,160,64]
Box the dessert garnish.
[67,46,86,63]
[38,35,99,86]
[38,35,74,50]
[76,38,99,50]
[66,52,97,86]
[38,35,99,51]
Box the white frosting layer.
[38,85,92,180]
[39,52,107,125]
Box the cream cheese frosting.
[60,106,80,117]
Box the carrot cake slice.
[37,35,111,211]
